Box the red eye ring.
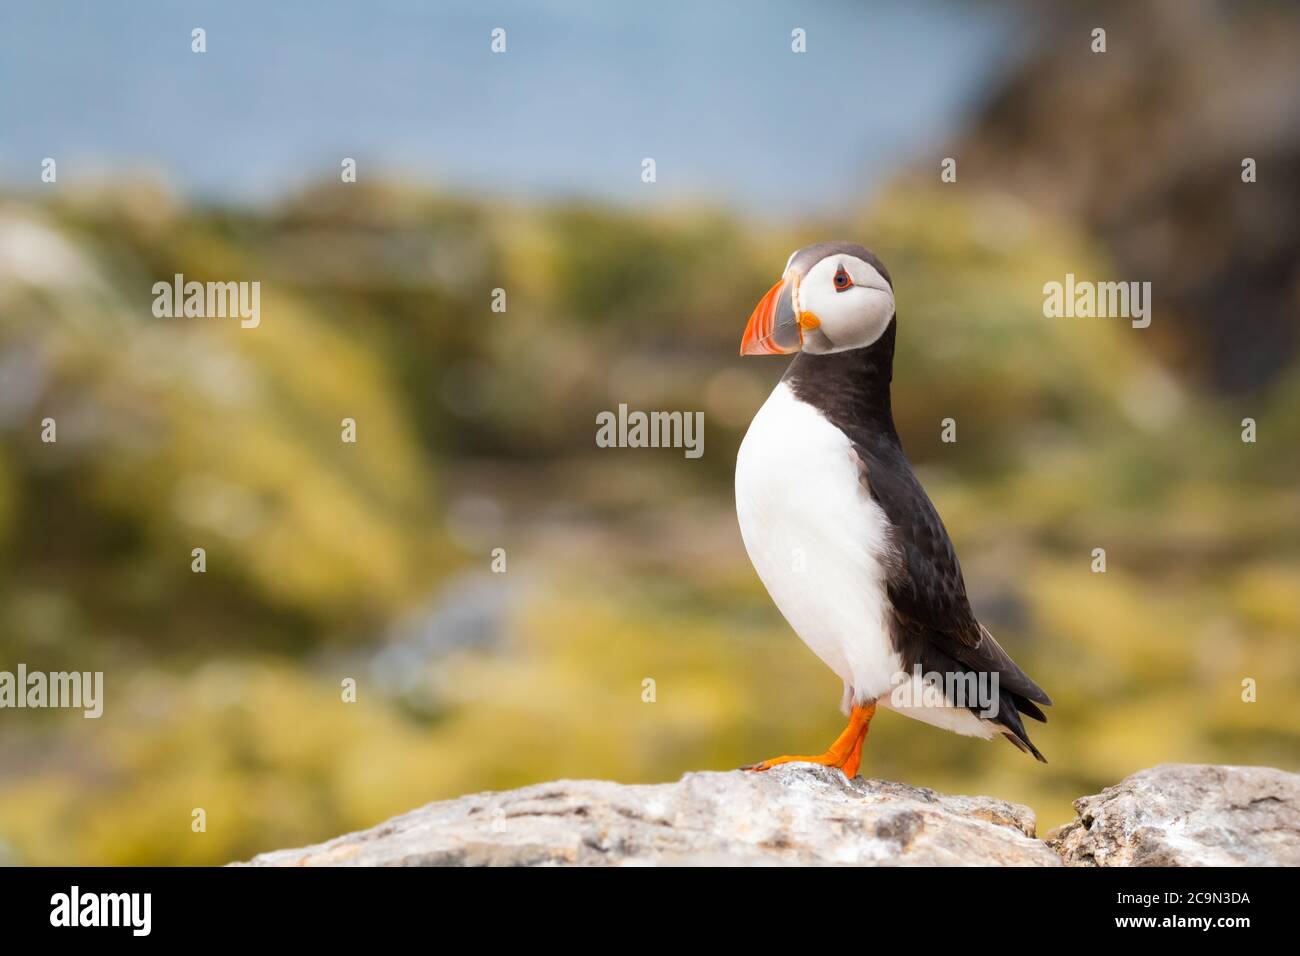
[833,265,853,292]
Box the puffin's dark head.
[740,241,895,356]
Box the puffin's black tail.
[1001,732,1046,763]
[920,639,1050,763]
[991,686,1048,763]
[999,719,1047,763]
[968,624,1050,763]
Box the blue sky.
[0,0,1018,216]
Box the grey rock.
[237,765,1058,867]
[238,762,1300,867]
[1048,763,1300,866]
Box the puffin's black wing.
[851,439,1052,761]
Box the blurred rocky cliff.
[962,0,1300,394]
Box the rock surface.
[238,762,1300,866]
[239,765,1058,866]
[1049,763,1300,867]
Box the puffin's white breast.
[734,381,901,707]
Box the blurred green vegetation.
[1,176,1297,865]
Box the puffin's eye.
[833,265,853,292]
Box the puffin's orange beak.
[740,275,803,356]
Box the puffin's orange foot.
[742,701,876,777]
[742,751,850,773]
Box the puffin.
[735,241,1051,777]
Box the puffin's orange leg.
[840,709,873,778]
[744,702,876,776]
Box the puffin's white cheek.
[858,289,895,338]
[811,289,894,353]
